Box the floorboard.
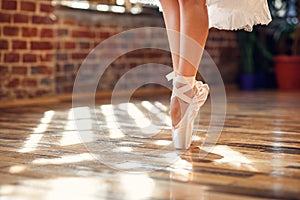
[0,91,299,199]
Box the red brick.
[56,76,67,85]
[12,40,27,50]
[31,65,53,75]
[63,85,73,93]
[64,64,74,72]
[72,30,95,38]
[79,42,90,49]
[57,29,68,36]
[22,27,37,37]
[93,41,100,48]
[6,78,20,88]
[40,3,54,13]
[56,42,62,50]
[0,66,9,81]
[12,66,28,75]
[63,19,75,25]
[32,15,54,24]
[4,53,20,63]
[36,89,51,96]
[0,91,9,99]
[0,13,11,23]
[22,78,37,87]
[15,89,27,98]
[71,53,88,60]
[99,32,110,38]
[20,1,36,12]
[0,40,9,50]
[55,64,61,73]
[56,53,68,61]
[31,41,54,50]
[13,14,29,23]
[40,28,54,38]
[3,26,19,36]
[23,53,37,62]
[40,78,52,86]
[64,41,76,49]
[0,66,9,74]
[40,54,53,62]
[2,0,17,10]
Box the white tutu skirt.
[206,0,272,31]
[139,0,272,32]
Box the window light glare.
[116,147,133,152]
[33,153,94,165]
[97,4,110,12]
[9,165,26,174]
[69,1,90,10]
[131,6,142,14]
[154,140,171,146]
[116,0,125,5]
[111,5,126,13]
[19,134,43,153]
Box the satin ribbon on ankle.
[166,71,196,104]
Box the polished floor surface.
[0,91,299,200]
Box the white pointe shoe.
[166,72,209,150]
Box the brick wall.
[54,9,169,93]
[206,29,239,83]
[0,1,239,101]
[0,0,56,99]
[55,9,239,94]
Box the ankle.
[175,75,195,87]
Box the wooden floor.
[0,91,299,200]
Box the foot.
[166,72,209,149]
[170,85,196,127]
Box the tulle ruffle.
[206,0,272,31]
[138,0,272,32]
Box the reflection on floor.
[0,91,299,199]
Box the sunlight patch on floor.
[19,110,55,153]
[100,104,125,139]
[32,153,94,165]
[206,145,257,171]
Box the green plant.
[267,0,300,90]
[268,0,300,55]
[237,31,255,74]
[237,28,273,74]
